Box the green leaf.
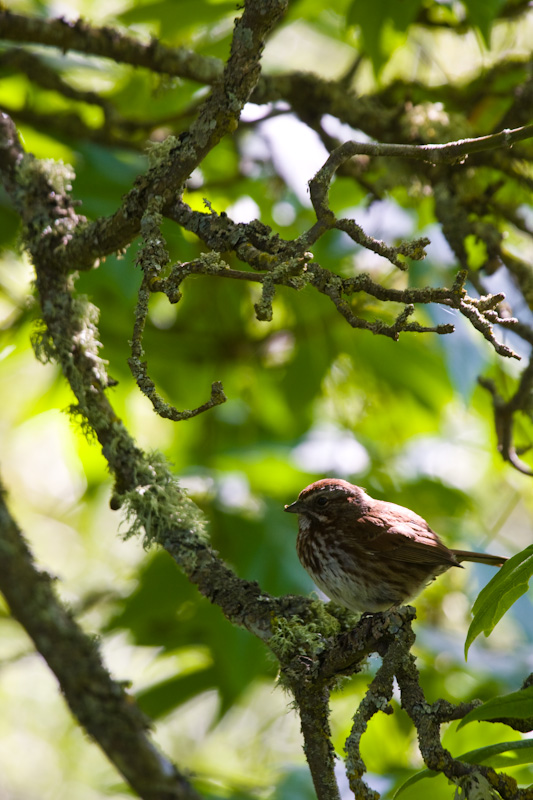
[458,685,533,729]
[346,0,423,74]
[462,0,507,47]
[119,0,236,38]
[106,552,273,716]
[136,666,218,719]
[346,0,384,71]
[394,740,533,797]
[465,545,533,658]
[464,234,488,270]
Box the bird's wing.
[355,504,459,567]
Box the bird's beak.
[284,500,303,513]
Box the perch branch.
[314,608,527,799]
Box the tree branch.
[311,125,533,175]
[0,10,223,84]
[34,0,289,271]
[146,224,518,352]
[0,98,324,646]
[292,681,341,800]
[306,125,533,274]
[344,658,395,800]
[0,480,202,800]
[128,204,227,419]
[395,644,524,799]
[479,366,533,477]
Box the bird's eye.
[315,495,329,507]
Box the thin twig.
[479,368,533,476]
[128,223,227,421]
[344,659,394,800]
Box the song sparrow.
[285,479,506,612]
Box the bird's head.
[284,479,370,523]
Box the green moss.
[121,452,208,548]
[270,600,342,661]
[31,319,57,363]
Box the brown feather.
[451,549,507,567]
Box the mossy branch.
[0,480,202,800]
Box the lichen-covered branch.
[291,677,341,800]
[0,10,223,84]
[0,480,202,800]
[128,205,227,419]
[2,17,529,363]
[311,125,533,175]
[332,610,528,800]
[307,126,533,273]
[30,0,289,272]
[0,9,412,142]
[0,102,348,800]
[146,223,518,353]
[394,642,525,800]
[0,26,307,639]
[319,279,454,341]
[344,658,395,800]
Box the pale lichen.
[121,452,208,549]
[454,773,501,800]
[17,153,75,195]
[145,136,181,169]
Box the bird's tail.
[452,549,507,568]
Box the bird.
[284,478,506,613]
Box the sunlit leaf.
[462,0,507,46]
[458,685,533,729]
[346,0,423,73]
[464,234,488,271]
[465,546,533,658]
[394,740,533,797]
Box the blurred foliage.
[1,0,533,798]
[347,0,508,72]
